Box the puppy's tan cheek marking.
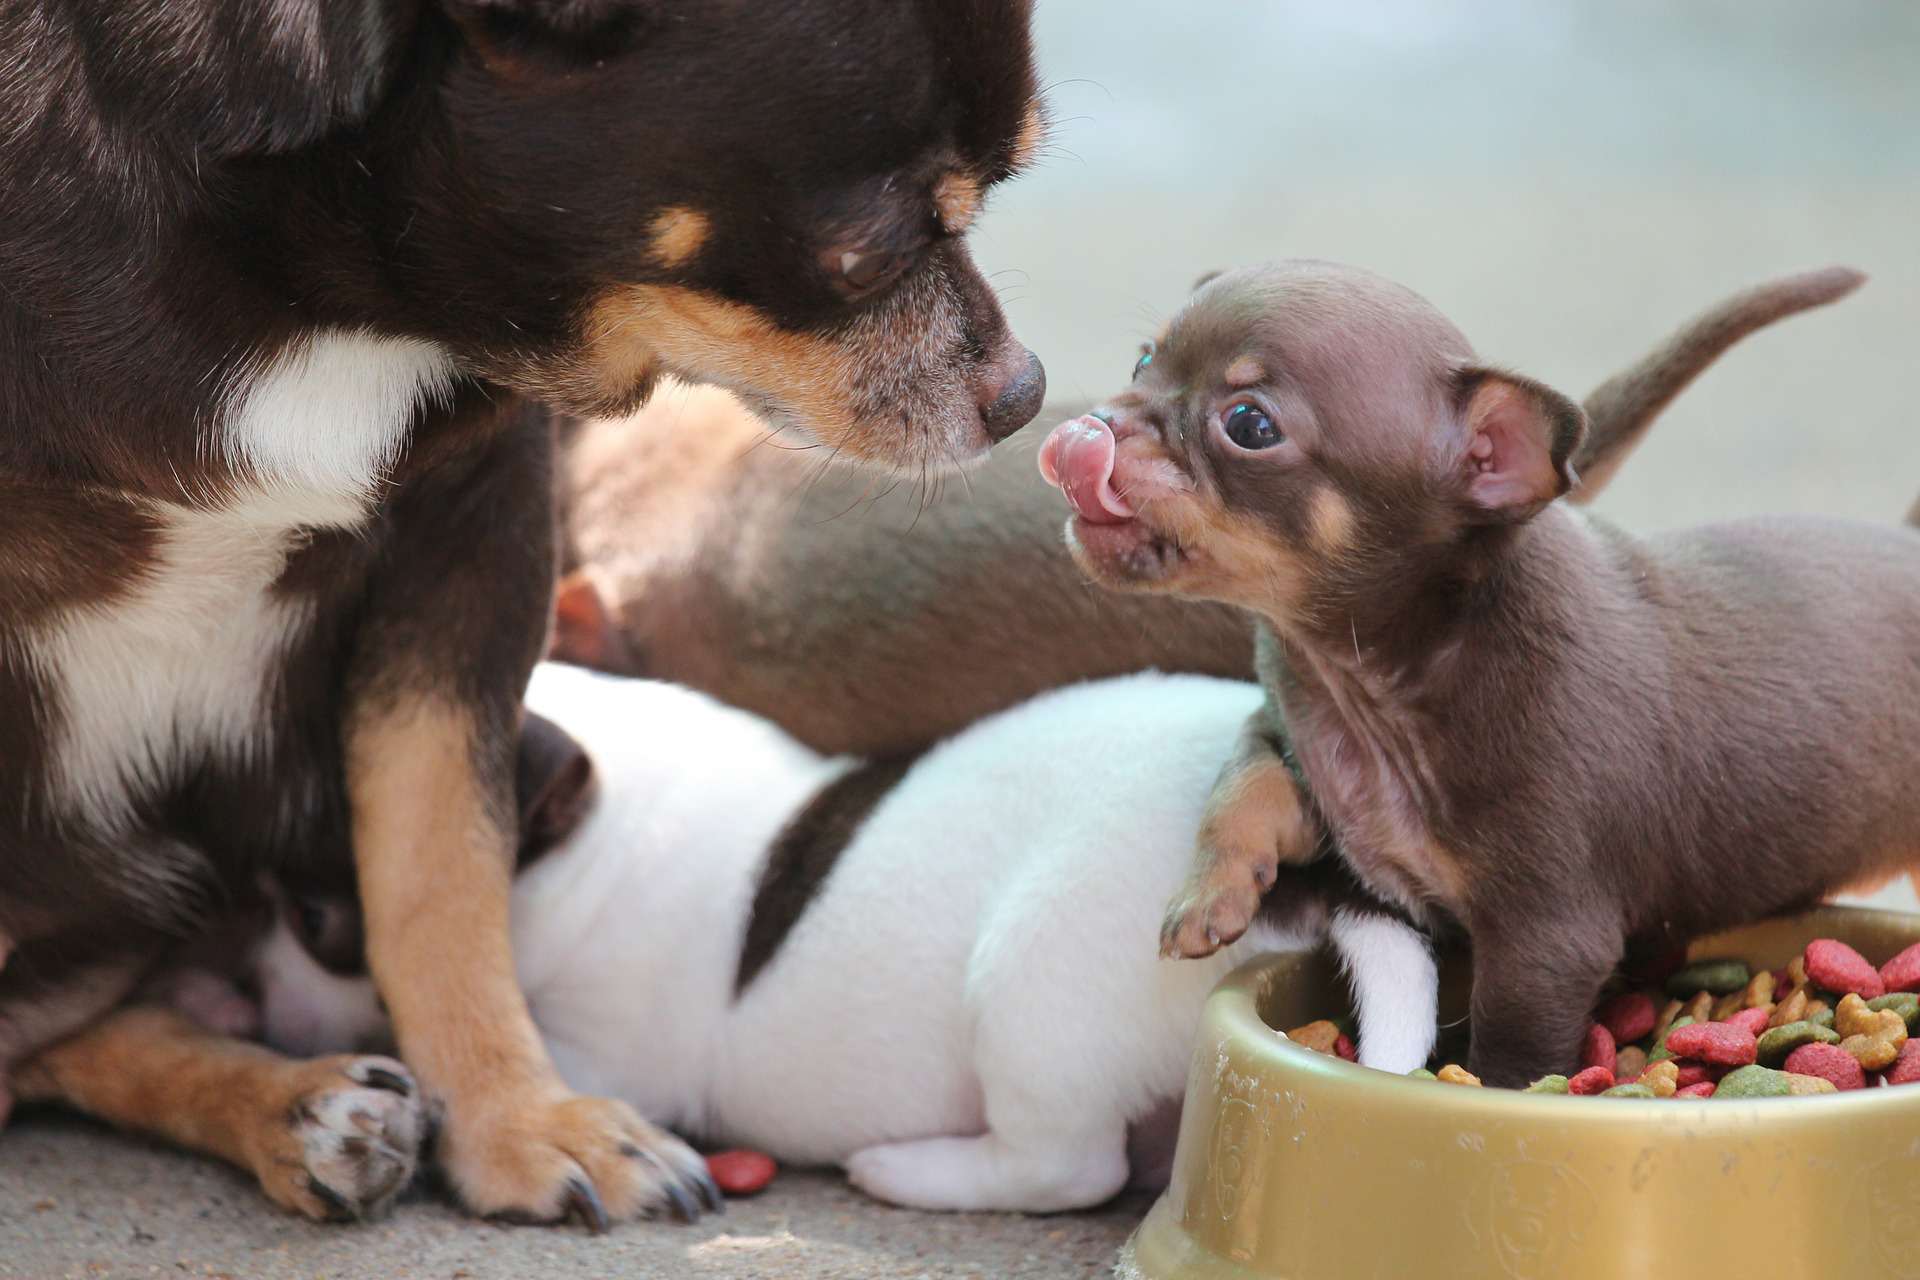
[934,172,983,234]
[584,284,870,452]
[1308,486,1355,554]
[646,207,711,269]
[347,699,555,1101]
[1008,101,1048,171]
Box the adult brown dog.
[0,0,1045,1227]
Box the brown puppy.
[551,268,1836,759]
[1040,262,1896,1086]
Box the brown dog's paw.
[252,1056,423,1222]
[1159,852,1275,959]
[443,1091,720,1230]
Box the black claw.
[564,1176,611,1235]
[358,1065,413,1096]
[695,1167,725,1215]
[637,1150,701,1223]
[306,1177,359,1222]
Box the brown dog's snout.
[977,347,1047,442]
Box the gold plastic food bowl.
[1121,906,1920,1280]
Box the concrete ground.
[5,2,1917,1277]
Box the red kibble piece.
[1568,1065,1615,1096]
[1804,939,1885,999]
[1581,1023,1617,1075]
[1888,1040,1920,1086]
[1672,1061,1714,1089]
[1334,1033,1357,1062]
[1664,1021,1757,1067]
[1721,1007,1771,1037]
[1597,992,1658,1045]
[1676,1081,1718,1099]
[1784,1041,1866,1091]
[706,1149,777,1196]
[1880,942,1920,995]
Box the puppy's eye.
[1223,402,1285,451]
[834,248,912,297]
[1133,344,1155,379]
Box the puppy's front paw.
[250,1055,422,1222]
[1159,853,1273,959]
[441,1090,720,1230]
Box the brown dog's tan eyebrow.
[1006,100,1048,174]
[647,207,711,269]
[1224,357,1267,389]
[933,172,983,234]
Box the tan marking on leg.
[933,172,983,235]
[1308,486,1355,553]
[11,1007,420,1220]
[347,697,712,1223]
[1008,101,1048,172]
[1223,356,1266,389]
[646,206,711,270]
[1162,724,1315,958]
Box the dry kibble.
[1834,993,1907,1071]
[1613,1046,1649,1081]
[1653,998,1687,1042]
[1436,1064,1482,1087]
[1683,991,1715,1025]
[1742,970,1777,1011]
[1637,1060,1679,1098]
[1768,988,1810,1029]
[1711,989,1748,1022]
[1783,1073,1839,1097]
[1286,1020,1342,1055]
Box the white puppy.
[257,663,1437,1213]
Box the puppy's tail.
[1574,266,1867,504]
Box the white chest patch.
[29,329,456,830]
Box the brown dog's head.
[1037,260,1587,627]
[354,0,1050,468]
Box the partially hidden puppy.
[2,0,1045,1227]
[1039,262,1899,1086]
[252,662,1440,1213]
[552,272,1855,758]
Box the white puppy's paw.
[846,1135,1126,1214]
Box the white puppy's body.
[263,663,1437,1212]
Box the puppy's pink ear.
[1452,369,1588,523]
[551,569,615,666]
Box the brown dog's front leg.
[12,1007,420,1220]
[1463,915,1622,1088]
[1161,704,1317,960]
[348,695,716,1228]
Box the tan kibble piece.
[1835,994,1907,1070]
[1614,1047,1649,1081]
[1638,1060,1679,1098]
[1436,1064,1482,1087]
[1653,999,1686,1042]
[1744,971,1777,1010]
[1769,989,1809,1029]
[1784,1073,1838,1096]
[1786,955,1810,994]
[1711,990,1747,1021]
[1805,999,1830,1022]
[1684,992,1715,1024]
[1286,1020,1342,1055]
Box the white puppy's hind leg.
[846,1128,1128,1214]
[1329,907,1438,1074]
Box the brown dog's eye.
[1223,402,1285,451]
[835,248,912,297]
[1133,343,1155,379]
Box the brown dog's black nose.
[980,348,1047,442]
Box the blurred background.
[972,0,1919,533]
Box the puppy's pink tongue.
[1038,416,1135,524]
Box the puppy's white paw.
[846,1135,1127,1214]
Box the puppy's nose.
[978,348,1047,442]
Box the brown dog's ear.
[1192,269,1226,293]
[1451,369,1588,523]
[515,711,598,866]
[446,0,656,63]
[551,569,615,666]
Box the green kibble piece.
[1810,1007,1835,1030]
[1407,1068,1437,1081]
[1755,1020,1841,1066]
[1717,1065,1793,1099]
[1665,959,1751,997]
[1601,1083,1657,1098]
[1867,993,1920,1034]
[1649,1016,1696,1062]
[1525,1074,1571,1094]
